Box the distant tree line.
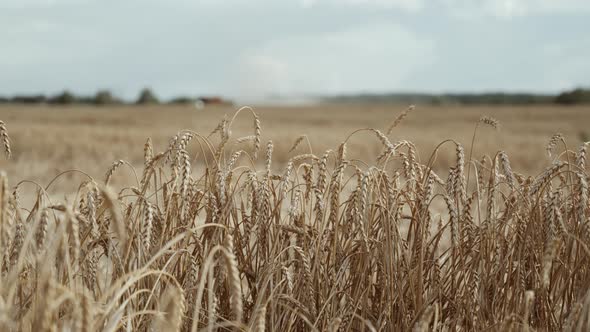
[0,88,232,106]
[555,88,590,105]
[1,87,589,106]
[325,88,590,105]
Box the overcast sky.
[1,0,589,100]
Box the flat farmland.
[0,103,588,191]
[2,102,590,330]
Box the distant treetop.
[555,88,590,105]
[48,90,76,105]
[136,88,159,105]
[94,90,121,105]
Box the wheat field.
[0,103,590,331]
[1,103,590,193]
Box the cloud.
[298,0,424,11]
[233,54,291,98]
[0,0,587,98]
[442,0,590,19]
[340,0,424,11]
[232,21,435,98]
[538,39,590,91]
[3,0,589,16]
[0,0,95,9]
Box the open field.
[1,103,590,330]
[1,103,590,194]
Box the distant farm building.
[199,96,231,105]
[194,96,232,109]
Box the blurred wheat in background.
[1,105,590,331]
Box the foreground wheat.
[0,107,590,331]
